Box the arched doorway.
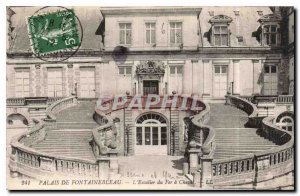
[135,112,168,155]
[7,113,29,128]
[275,112,294,132]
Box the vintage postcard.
[6,6,294,190]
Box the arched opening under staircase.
[135,112,169,155]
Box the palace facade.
[7,6,294,189]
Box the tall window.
[213,25,229,46]
[263,65,278,95]
[170,22,182,44]
[15,68,30,97]
[47,68,63,97]
[169,65,183,94]
[146,23,156,44]
[119,23,132,45]
[263,25,279,45]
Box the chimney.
[234,10,240,36]
[257,11,263,16]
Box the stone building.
[6,6,294,155]
[6,6,295,190]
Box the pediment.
[209,15,233,24]
[258,14,282,22]
[136,61,165,75]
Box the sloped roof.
[8,6,103,53]
[200,7,273,47]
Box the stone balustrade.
[46,96,77,120]
[6,98,26,106]
[18,121,46,146]
[9,144,101,179]
[204,95,294,189]
[90,108,118,161]
[7,97,64,107]
[9,96,116,179]
[276,95,294,104]
[47,97,64,105]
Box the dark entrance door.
[143,80,159,95]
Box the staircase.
[214,128,277,160]
[209,103,278,160]
[32,130,96,161]
[28,108,47,127]
[55,101,99,129]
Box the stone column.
[98,159,110,179]
[40,157,55,172]
[138,77,143,95]
[200,156,213,189]
[62,66,67,97]
[183,61,192,94]
[233,60,240,95]
[228,60,234,95]
[202,60,211,97]
[188,141,201,173]
[109,152,119,176]
[35,64,41,97]
[252,60,261,94]
[67,64,74,96]
[191,59,199,95]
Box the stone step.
[215,139,272,142]
[34,143,91,146]
[215,136,272,142]
[32,129,96,161]
[217,143,276,148]
[215,137,265,140]
[215,149,273,153]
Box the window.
[119,66,132,75]
[119,23,132,45]
[170,22,182,44]
[263,25,280,46]
[209,15,232,46]
[278,116,294,132]
[263,65,277,95]
[47,68,63,97]
[146,23,156,44]
[15,68,30,97]
[213,25,229,46]
[170,66,183,76]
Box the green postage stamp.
[27,9,81,55]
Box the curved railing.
[209,95,294,189]
[46,96,77,121]
[189,102,215,155]
[9,96,114,179]
[90,108,118,157]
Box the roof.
[100,7,202,16]
[8,6,276,53]
[8,6,103,53]
[199,7,273,47]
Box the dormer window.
[258,14,282,46]
[263,25,279,45]
[209,15,232,46]
[213,25,229,46]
